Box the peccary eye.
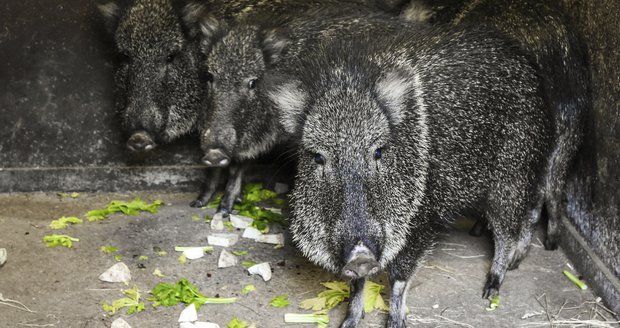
[374,148,383,160]
[166,52,177,63]
[248,78,257,89]
[200,71,214,83]
[314,153,325,165]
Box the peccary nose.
[127,131,156,152]
[342,252,380,278]
[202,149,230,167]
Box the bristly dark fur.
[188,2,388,211]
[98,0,207,144]
[398,0,590,251]
[267,21,555,327]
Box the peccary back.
[400,0,590,249]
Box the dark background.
[0,0,618,313]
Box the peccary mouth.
[126,130,157,152]
[341,243,380,279]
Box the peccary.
[97,0,300,209]
[187,4,385,211]
[394,0,589,249]
[266,23,554,327]
[97,0,208,151]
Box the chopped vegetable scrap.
[270,294,290,308]
[86,198,163,221]
[226,318,248,328]
[486,295,500,311]
[100,245,119,254]
[149,279,236,309]
[284,313,329,328]
[300,281,388,313]
[241,261,257,268]
[103,286,145,315]
[49,216,83,230]
[241,285,256,294]
[563,270,588,290]
[43,234,79,248]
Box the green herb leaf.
[227,317,249,328]
[486,295,500,311]
[241,284,256,294]
[43,234,79,248]
[241,261,257,268]
[49,216,83,230]
[270,294,290,308]
[149,279,236,310]
[100,245,118,254]
[300,280,388,313]
[86,198,163,221]
[102,286,145,315]
[232,250,248,256]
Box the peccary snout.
[202,148,231,167]
[342,244,380,278]
[126,130,156,152]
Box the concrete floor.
[0,192,616,328]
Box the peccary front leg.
[387,279,409,328]
[217,164,245,216]
[190,168,223,207]
[340,278,366,328]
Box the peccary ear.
[178,1,208,39]
[401,1,436,23]
[97,1,124,33]
[375,69,415,126]
[265,73,308,135]
[261,28,290,66]
[197,14,228,55]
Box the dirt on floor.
[0,192,617,328]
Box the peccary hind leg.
[190,168,223,207]
[217,165,245,216]
[340,278,366,328]
[469,215,488,237]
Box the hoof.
[340,319,358,328]
[217,207,230,217]
[190,199,206,208]
[544,237,558,251]
[482,274,500,299]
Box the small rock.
[179,323,195,328]
[218,249,238,268]
[210,212,225,231]
[248,262,272,281]
[98,262,131,283]
[183,247,205,260]
[432,304,439,309]
[111,318,132,328]
[242,227,262,240]
[229,214,253,229]
[274,182,289,194]
[256,233,284,245]
[208,233,239,247]
[194,322,220,328]
[0,248,7,267]
[178,303,198,322]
